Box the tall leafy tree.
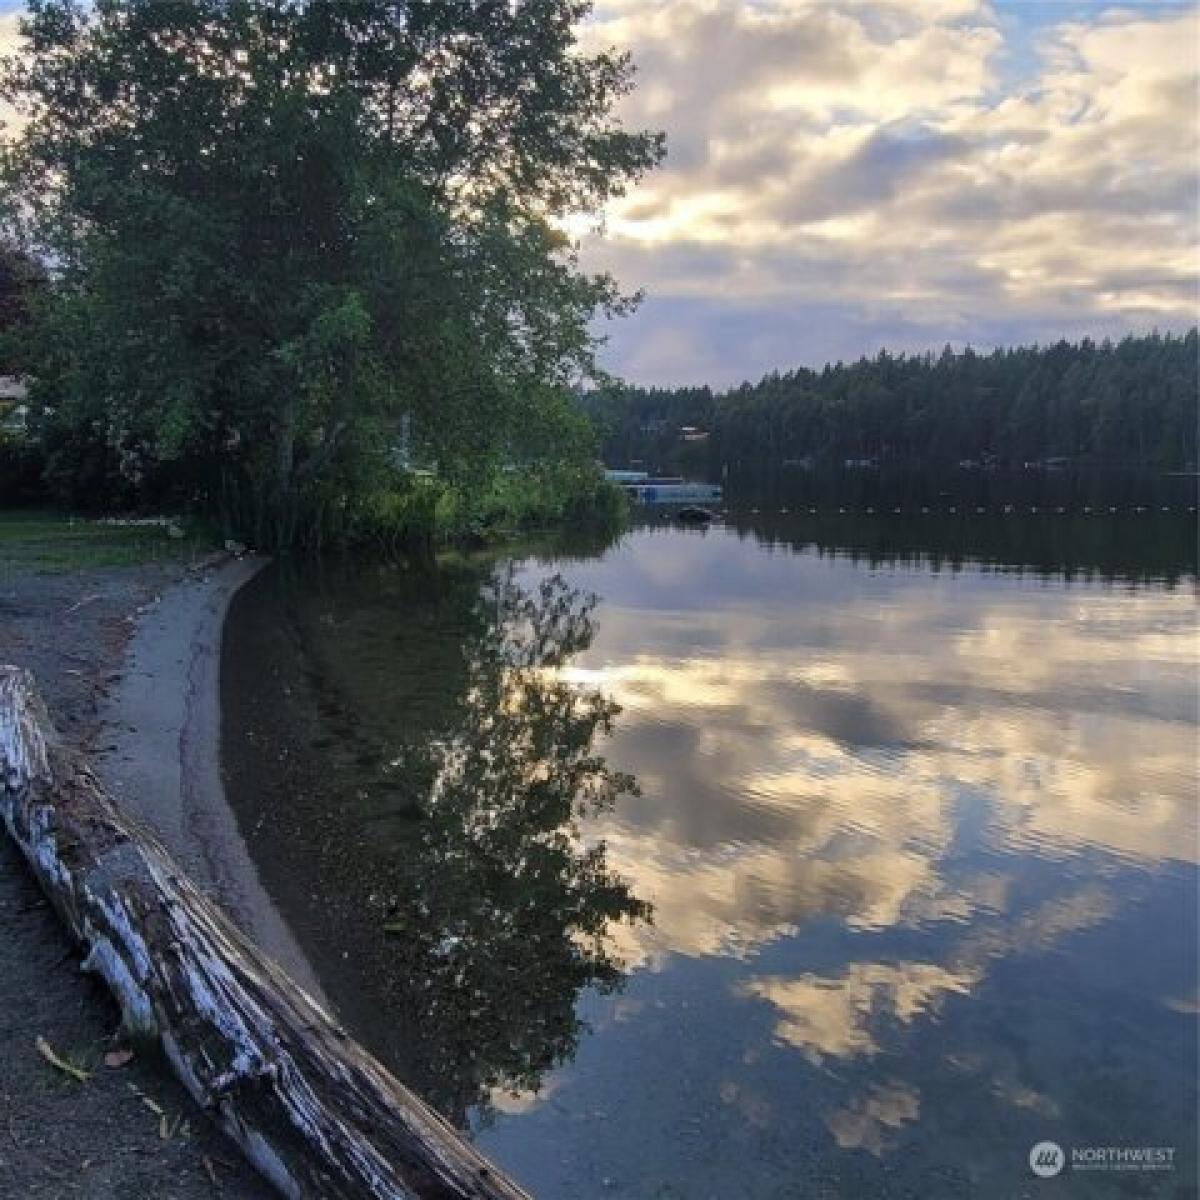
[0,0,663,543]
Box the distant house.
[0,376,26,402]
[679,425,710,443]
[0,376,28,435]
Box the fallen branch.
[35,1035,91,1084]
[0,666,529,1200]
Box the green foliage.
[328,462,627,555]
[471,463,628,533]
[586,332,1199,473]
[1,0,663,547]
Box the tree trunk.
[0,666,530,1200]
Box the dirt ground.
[0,559,269,1199]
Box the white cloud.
[582,1,1199,383]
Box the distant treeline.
[714,510,1198,586]
[583,331,1198,473]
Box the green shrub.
[472,464,628,536]
[328,464,627,554]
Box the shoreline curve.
[95,554,327,1004]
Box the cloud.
[771,125,975,224]
[582,1,1199,383]
[0,9,22,139]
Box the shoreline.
[94,554,327,1003]
[0,547,271,1199]
[2,532,536,1197]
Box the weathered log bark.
[0,666,530,1200]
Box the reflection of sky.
[480,523,1198,1198]
[533,527,1196,963]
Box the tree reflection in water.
[223,555,647,1128]
[377,568,648,1124]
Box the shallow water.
[223,513,1198,1198]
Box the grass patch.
[0,510,218,570]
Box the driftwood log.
[0,666,529,1200]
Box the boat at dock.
[603,469,651,484]
[605,470,723,504]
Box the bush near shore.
[0,445,628,558]
[293,461,628,553]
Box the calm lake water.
[223,512,1198,1198]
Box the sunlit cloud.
[735,883,1116,1075]
[581,0,1199,383]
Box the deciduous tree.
[1,0,663,543]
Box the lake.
[222,510,1198,1198]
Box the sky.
[576,0,1199,384]
[1,0,1196,386]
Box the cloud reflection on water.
[475,524,1196,1196]
[520,527,1196,1058]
